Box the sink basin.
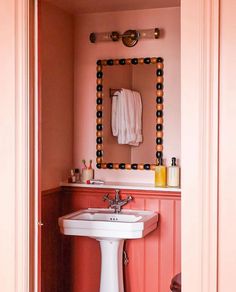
[59,208,158,239]
[70,210,142,222]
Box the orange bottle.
[155,158,167,187]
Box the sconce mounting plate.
[122,30,139,47]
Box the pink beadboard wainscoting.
[59,187,181,292]
[41,188,63,292]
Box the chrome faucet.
[103,189,133,213]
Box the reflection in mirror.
[103,65,156,164]
[96,58,164,170]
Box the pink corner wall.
[74,7,180,183]
[40,1,74,190]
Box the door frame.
[1,0,34,291]
[11,0,220,291]
[181,0,220,291]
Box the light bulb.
[90,31,120,43]
[139,28,160,39]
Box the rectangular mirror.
[96,57,164,170]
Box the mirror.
[96,57,164,170]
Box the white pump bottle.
[167,157,180,187]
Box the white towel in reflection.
[111,88,142,146]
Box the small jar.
[74,168,80,182]
[70,169,76,183]
[81,168,94,183]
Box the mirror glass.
[103,65,156,164]
[96,58,164,170]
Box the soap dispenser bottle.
[167,157,180,187]
[155,158,167,187]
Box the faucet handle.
[115,189,120,200]
[126,195,133,202]
[103,193,110,201]
[103,194,114,206]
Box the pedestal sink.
[59,208,158,292]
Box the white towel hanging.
[111,88,142,146]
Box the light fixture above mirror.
[90,28,160,47]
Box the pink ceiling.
[44,0,180,14]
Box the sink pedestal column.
[97,239,124,292]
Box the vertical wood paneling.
[174,200,181,275]
[145,199,160,292]
[41,189,62,292]
[49,187,181,292]
[159,200,175,292]
[124,197,145,291]
[70,191,101,292]
[71,237,100,292]
[126,239,145,292]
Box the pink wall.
[40,1,74,190]
[218,0,236,290]
[74,7,180,183]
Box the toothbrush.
[88,159,92,169]
[82,159,87,169]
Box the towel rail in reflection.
[109,88,121,98]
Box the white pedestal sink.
[59,208,158,292]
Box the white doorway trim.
[181,0,220,291]
[13,0,30,291]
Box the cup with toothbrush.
[81,159,94,183]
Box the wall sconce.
[89,28,160,47]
